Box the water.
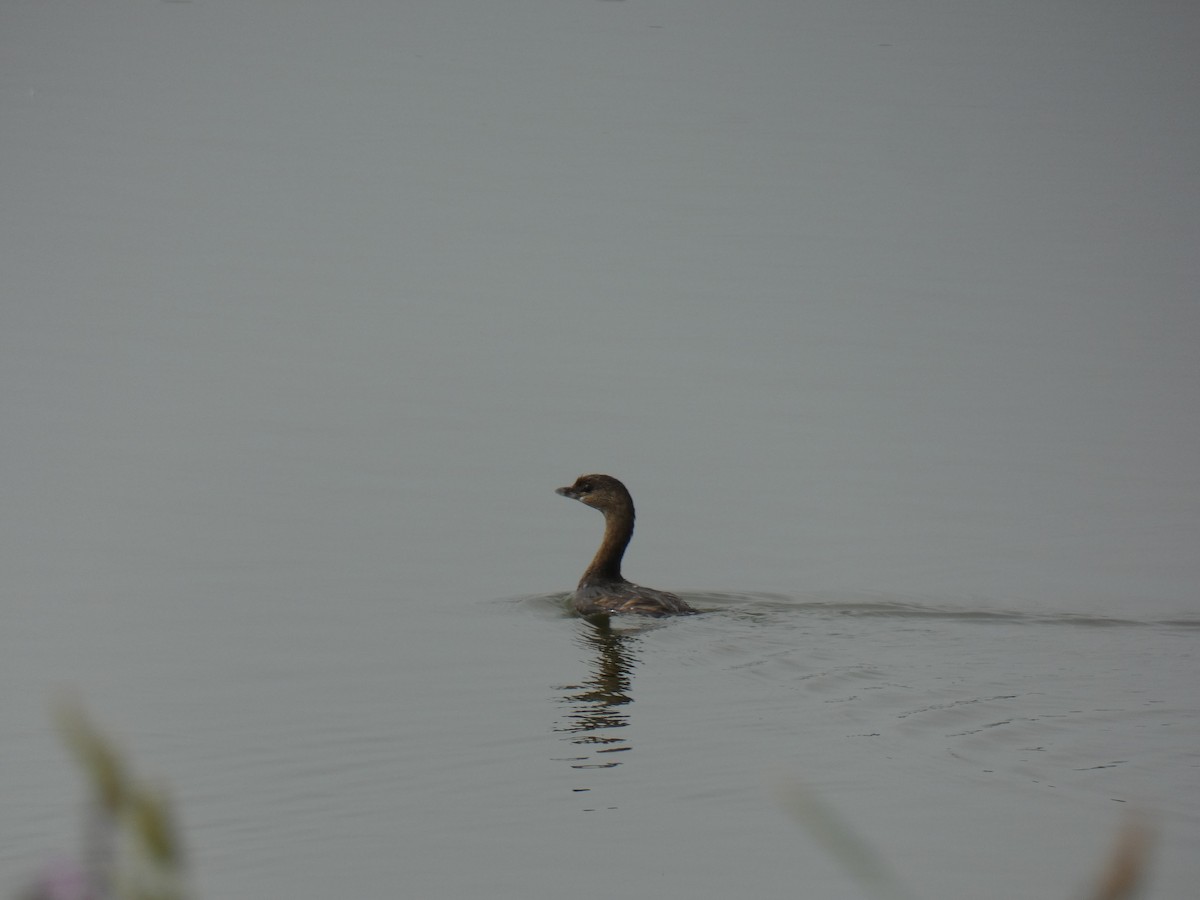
[2,0,1199,897]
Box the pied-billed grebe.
[556,474,696,617]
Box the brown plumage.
[555,474,696,617]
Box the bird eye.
[579,481,593,493]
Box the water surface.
[2,0,1198,897]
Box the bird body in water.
[555,474,696,617]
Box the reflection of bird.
[555,620,639,769]
[555,474,696,616]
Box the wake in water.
[504,588,1200,629]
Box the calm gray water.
[2,1,1198,897]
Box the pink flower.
[21,858,97,900]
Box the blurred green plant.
[15,698,1153,900]
[777,781,1153,900]
[777,782,919,900]
[18,700,190,900]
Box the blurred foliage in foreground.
[18,701,190,900]
[16,701,1152,900]
[778,781,1154,900]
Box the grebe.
[555,474,696,617]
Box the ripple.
[504,588,1200,630]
